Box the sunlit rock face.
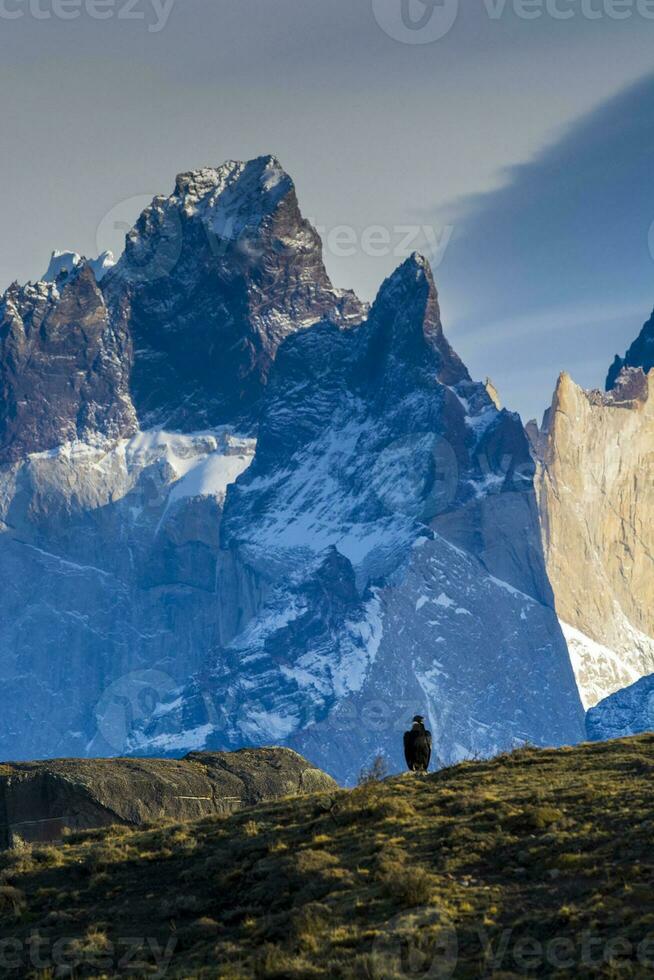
[536,308,654,735]
[531,367,654,710]
[0,158,586,781]
[134,255,584,783]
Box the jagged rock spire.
[606,307,654,389]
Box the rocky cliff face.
[103,155,364,431]
[134,255,584,782]
[0,747,336,849]
[532,366,654,709]
[537,309,654,735]
[0,264,136,464]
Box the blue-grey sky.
[1,0,653,420]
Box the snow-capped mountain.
[0,427,256,760]
[0,157,359,763]
[132,253,584,781]
[0,157,588,780]
[103,155,364,432]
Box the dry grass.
[0,884,26,919]
[2,736,654,976]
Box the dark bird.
[403,715,432,773]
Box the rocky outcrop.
[134,254,584,782]
[0,265,136,464]
[103,155,364,431]
[606,309,654,389]
[484,378,501,410]
[0,747,336,848]
[532,367,654,709]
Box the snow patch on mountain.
[0,423,257,760]
[232,409,419,588]
[43,250,115,284]
[88,251,116,281]
[20,427,256,512]
[131,723,216,755]
[167,452,253,507]
[183,156,293,241]
[560,620,646,711]
[43,250,81,281]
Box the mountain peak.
[104,156,364,431]
[373,252,436,312]
[408,250,431,271]
[43,249,81,282]
[42,249,115,285]
[0,257,135,463]
[0,158,585,781]
[173,155,294,241]
[606,307,654,389]
[369,252,469,386]
[384,251,432,287]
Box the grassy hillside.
[2,736,654,978]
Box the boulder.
[0,748,336,849]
